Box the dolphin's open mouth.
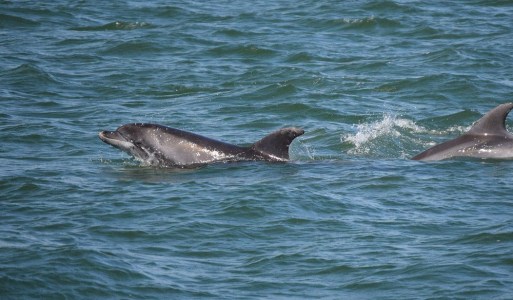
[99,129,153,163]
[98,130,134,150]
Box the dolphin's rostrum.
[412,102,513,161]
[99,123,304,167]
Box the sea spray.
[342,114,428,159]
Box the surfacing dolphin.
[412,102,513,161]
[99,123,304,167]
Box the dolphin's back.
[412,103,513,161]
[133,124,248,166]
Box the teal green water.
[2,1,513,298]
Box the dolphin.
[99,123,304,167]
[412,102,513,161]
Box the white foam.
[342,114,423,149]
[340,114,435,158]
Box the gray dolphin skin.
[412,102,513,161]
[99,123,304,167]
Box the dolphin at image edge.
[412,102,513,161]
[99,123,304,167]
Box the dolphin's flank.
[99,123,304,167]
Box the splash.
[341,114,426,158]
[291,139,316,161]
[344,115,419,148]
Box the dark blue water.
[2,1,513,298]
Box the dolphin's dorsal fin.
[467,102,513,136]
[251,127,304,160]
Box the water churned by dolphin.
[412,102,513,161]
[99,123,304,167]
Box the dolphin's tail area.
[251,127,304,161]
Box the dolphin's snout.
[98,130,128,144]
[99,130,123,139]
[98,130,115,142]
[98,130,135,151]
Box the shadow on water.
[98,159,304,185]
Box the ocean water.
[2,0,513,298]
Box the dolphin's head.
[99,124,161,164]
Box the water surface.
[2,1,513,298]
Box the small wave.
[375,73,479,95]
[421,48,461,63]
[215,28,249,37]
[207,44,277,58]
[99,41,162,56]
[285,52,314,63]
[375,75,444,92]
[410,23,478,40]
[346,16,401,29]
[421,109,475,135]
[363,0,420,13]
[341,114,427,158]
[0,13,39,28]
[454,231,513,244]
[250,82,298,99]
[71,21,154,31]
[311,16,401,31]
[0,64,60,86]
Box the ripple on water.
[0,13,40,28]
[71,21,154,31]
